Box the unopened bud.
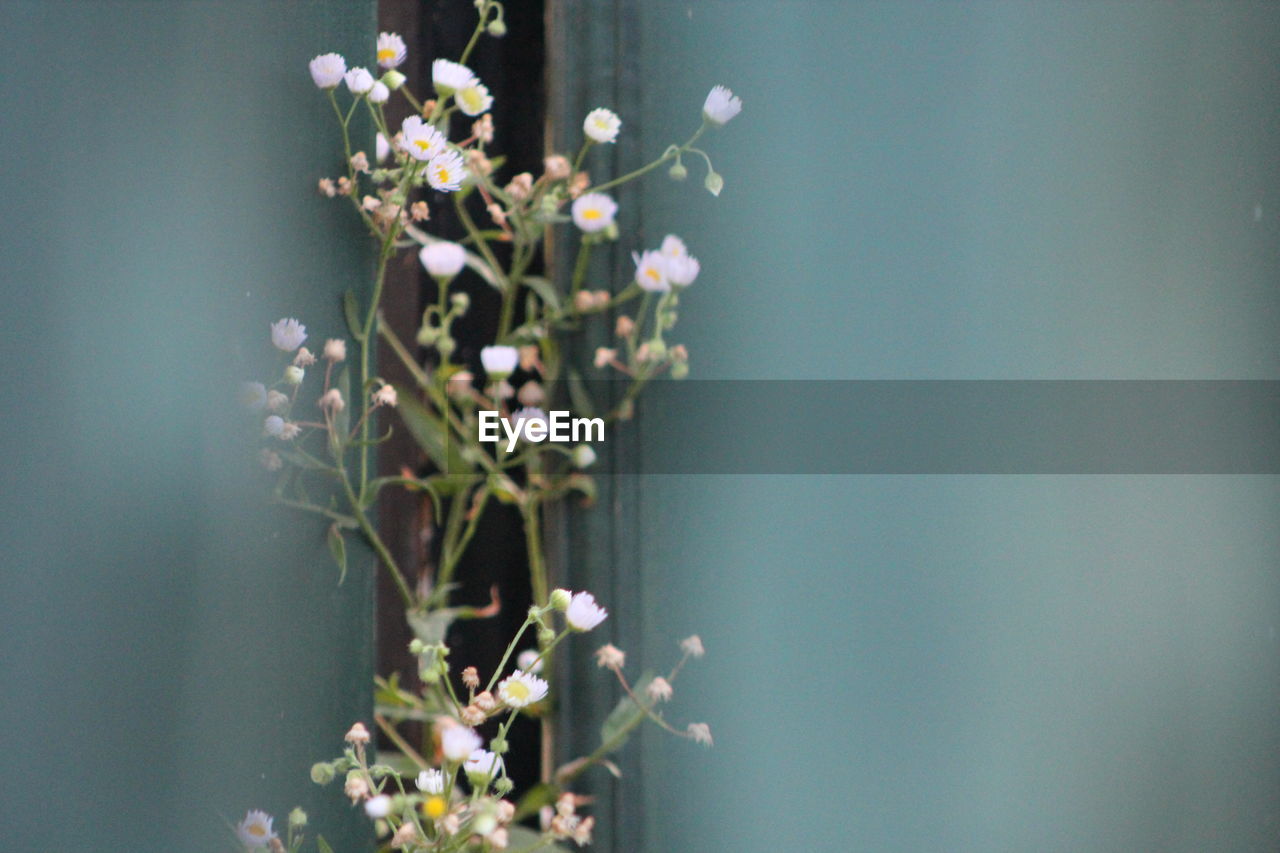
[668,160,688,181]
[487,18,507,36]
[283,365,304,385]
[289,808,308,828]
[549,589,573,611]
[310,762,335,785]
[704,171,724,196]
[382,69,406,90]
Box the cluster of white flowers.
[632,234,700,292]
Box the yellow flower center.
[645,267,661,282]
[413,139,432,153]
[248,825,266,837]
[506,681,531,701]
[377,48,397,62]
[436,166,452,184]
[460,89,483,112]
[582,208,602,220]
[424,796,448,820]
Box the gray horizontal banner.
[522,380,1280,474]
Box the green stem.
[587,124,707,195]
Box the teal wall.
[622,2,1280,851]
[0,2,376,849]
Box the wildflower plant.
[238,3,736,849]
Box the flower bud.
[451,291,470,312]
[487,18,507,36]
[408,638,426,655]
[549,588,573,611]
[537,626,556,645]
[494,777,515,796]
[289,808,308,828]
[668,160,688,181]
[474,691,496,712]
[311,762,335,785]
[283,365,304,385]
[670,361,690,380]
[572,444,597,469]
[381,69,406,90]
[490,737,509,754]
[704,171,724,196]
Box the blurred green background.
[0,1,376,849]
[612,2,1280,852]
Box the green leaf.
[327,524,348,585]
[505,826,573,853]
[370,749,424,779]
[406,608,458,645]
[316,836,335,853]
[343,290,362,341]
[600,673,653,752]
[522,275,561,312]
[394,388,473,475]
[567,369,596,419]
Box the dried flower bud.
[266,390,289,413]
[573,290,595,312]
[390,823,418,846]
[441,814,460,835]
[269,838,285,853]
[594,643,625,669]
[591,289,612,308]
[293,346,316,367]
[336,176,353,196]
[646,676,673,703]
[344,774,370,802]
[319,388,346,412]
[350,151,370,173]
[461,666,480,689]
[594,347,617,369]
[345,721,371,744]
[323,338,347,362]
[670,344,689,363]
[680,634,705,658]
[497,800,516,823]
[461,704,486,726]
[519,345,540,372]
[505,172,533,201]
[635,343,652,363]
[517,381,545,407]
[362,195,382,211]
[543,155,571,181]
[318,177,337,197]
[466,149,493,176]
[614,315,635,338]
[259,448,284,472]
[556,793,577,818]
[310,762,335,784]
[411,200,430,221]
[447,370,475,397]
[372,384,398,407]
[422,99,438,116]
[572,816,595,846]
[487,202,507,226]
[686,722,713,746]
[474,691,497,712]
[473,114,495,145]
[489,827,509,849]
[569,171,590,199]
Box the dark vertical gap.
[376,0,545,796]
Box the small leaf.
[522,275,561,312]
[317,837,335,853]
[395,388,473,475]
[406,609,458,645]
[505,826,574,853]
[343,290,363,341]
[327,524,348,585]
[567,369,596,420]
[600,673,653,751]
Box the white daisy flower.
[464,748,504,783]
[364,794,392,819]
[703,85,742,126]
[497,670,549,708]
[270,317,307,351]
[441,725,482,763]
[240,381,267,411]
[661,234,688,258]
[571,192,617,233]
[236,810,277,848]
[632,249,670,292]
[376,32,407,69]
[417,768,445,794]
[344,66,375,95]
[516,648,544,673]
[368,81,390,104]
[375,132,390,163]
[308,53,346,89]
[565,591,608,631]
[400,116,447,162]
[481,345,519,378]
[456,80,493,116]
[666,253,700,287]
[264,415,285,437]
[583,108,621,143]
[432,58,476,95]
[419,241,467,278]
[426,150,467,192]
